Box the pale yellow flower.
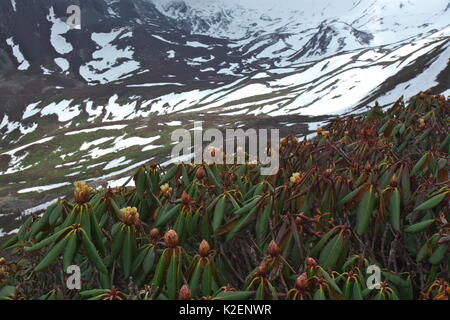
[290,172,302,184]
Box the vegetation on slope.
[0,90,449,300]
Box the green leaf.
[255,199,272,247]
[414,192,447,211]
[107,229,125,266]
[319,234,344,269]
[356,185,375,235]
[404,219,435,234]
[389,188,401,231]
[352,282,363,300]
[313,288,326,300]
[152,250,169,287]
[160,165,179,185]
[79,289,108,297]
[319,267,343,295]
[189,260,203,297]
[132,248,149,274]
[34,236,70,271]
[122,228,133,279]
[90,211,106,254]
[63,232,78,270]
[167,252,178,300]
[311,228,339,257]
[337,184,364,207]
[155,204,181,228]
[25,227,70,252]
[428,244,447,265]
[202,262,213,297]
[81,229,107,274]
[255,281,265,300]
[212,196,226,232]
[143,247,156,273]
[234,196,261,216]
[225,207,257,242]
[213,291,254,300]
[411,153,429,176]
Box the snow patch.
[47,7,73,54]
[18,182,71,194]
[6,37,30,70]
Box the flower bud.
[306,257,318,268]
[196,168,206,180]
[164,230,179,248]
[0,258,5,266]
[181,191,191,205]
[389,174,398,187]
[268,240,280,257]
[149,161,158,169]
[198,240,210,257]
[178,285,192,300]
[149,228,160,243]
[295,273,309,291]
[438,236,449,245]
[324,169,332,177]
[257,263,267,276]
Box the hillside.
[0,0,449,235]
[0,90,448,300]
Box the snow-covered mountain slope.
[0,0,449,227]
[152,0,450,62]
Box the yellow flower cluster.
[290,172,302,184]
[160,183,173,196]
[74,181,93,204]
[120,207,140,226]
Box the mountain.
[0,0,449,232]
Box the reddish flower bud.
[306,257,318,268]
[268,240,280,257]
[149,228,160,242]
[257,263,267,276]
[295,273,309,291]
[389,174,398,187]
[178,285,192,300]
[181,191,191,205]
[198,240,210,257]
[164,230,179,248]
[149,161,158,169]
[196,168,206,180]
